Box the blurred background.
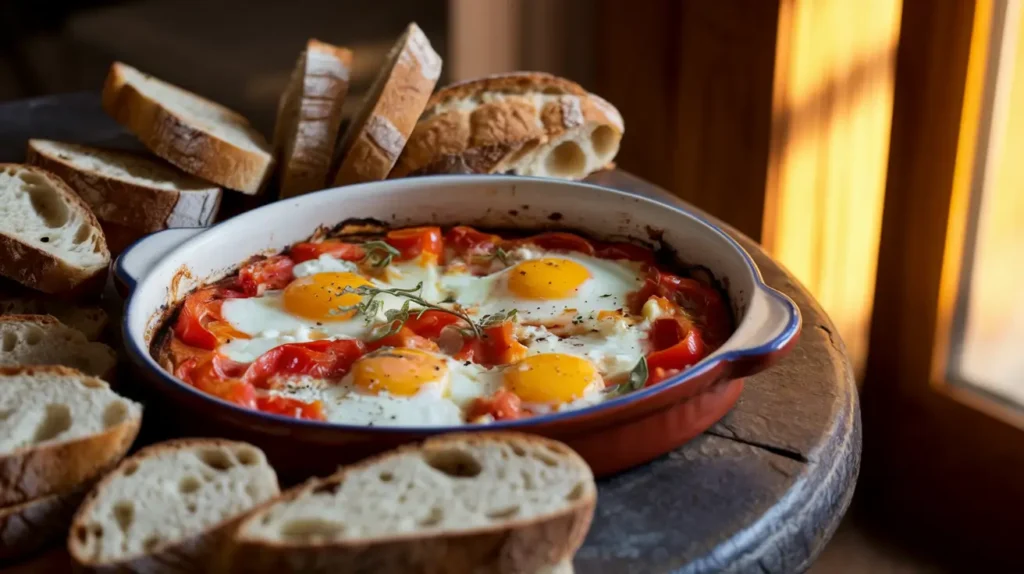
[2,0,1022,571]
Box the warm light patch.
[351,348,449,396]
[507,258,590,299]
[503,353,599,404]
[283,272,371,321]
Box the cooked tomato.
[255,396,326,421]
[386,226,443,262]
[516,231,596,255]
[445,226,502,256]
[173,287,246,350]
[649,317,691,351]
[238,255,295,296]
[646,329,705,386]
[467,388,523,421]
[289,240,366,263]
[175,355,255,408]
[595,241,656,264]
[476,322,527,366]
[402,310,467,340]
[367,326,440,353]
[242,339,366,388]
[656,272,731,349]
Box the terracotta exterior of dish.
[116,176,801,481]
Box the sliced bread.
[102,62,275,194]
[0,486,87,562]
[274,39,353,199]
[225,432,596,574]
[0,315,116,378]
[0,295,107,341]
[0,365,141,507]
[68,439,280,573]
[26,139,222,233]
[391,72,624,180]
[0,164,110,295]
[330,23,441,186]
[98,220,145,257]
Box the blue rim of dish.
[120,175,802,433]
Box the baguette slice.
[98,220,146,257]
[274,40,353,199]
[102,62,274,194]
[391,72,624,180]
[0,486,87,562]
[69,439,280,573]
[330,23,441,186]
[26,139,222,234]
[0,365,141,507]
[226,433,596,574]
[0,315,115,378]
[0,164,110,294]
[0,296,107,341]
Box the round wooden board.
[0,95,859,574]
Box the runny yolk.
[350,348,450,396]
[502,353,599,404]
[506,258,590,299]
[283,272,372,321]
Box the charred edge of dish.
[547,212,564,222]
[326,218,391,242]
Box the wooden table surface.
[0,94,860,574]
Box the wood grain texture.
[0,98,859,573]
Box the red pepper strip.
[646,329,705,386]
[238,255,295,296]
[173,287,246,350]
[241,339,367,389]
[386,226,443,262]
[255,396,326,421]
[289,240,366,263]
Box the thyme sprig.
[605,357,648,396]
[360,241,400,268]
[333,281,515,340]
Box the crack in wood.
[704,429,810,463]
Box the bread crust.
[225,432,596,574]
[0,165,110,295]
[275,40,353,199]
[26,140,222,234]
[102,63,274,195]
[67,438,278,574]
[0,365,141,507]
[331,23,441,186]
[391,72,623,179]
[0,485,87,562]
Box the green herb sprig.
[605,357,648,396]
[360,241,400,268]
[333,281,515,341]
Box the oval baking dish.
[116,176,800,479]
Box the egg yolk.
[507,258,590,299]
[503,353,599,404]
[351,348,449,396]
[283,272,372,321]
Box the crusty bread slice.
[0,365,141,507]
[68,439,280,573]
[330,23,441,186]
[0,315,115,378]
[0,296,107,341]
[0,164,110,295]
[274,40,353,199]
[225,433,596,574]
[26,139,222,234]
[0,486,87,562]
[97,220,145,257]
[102,62,274,194]
[391,72,624,180]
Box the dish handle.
[113,227,205,294]
[720,284,802,378]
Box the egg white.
[440,251,645,325]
